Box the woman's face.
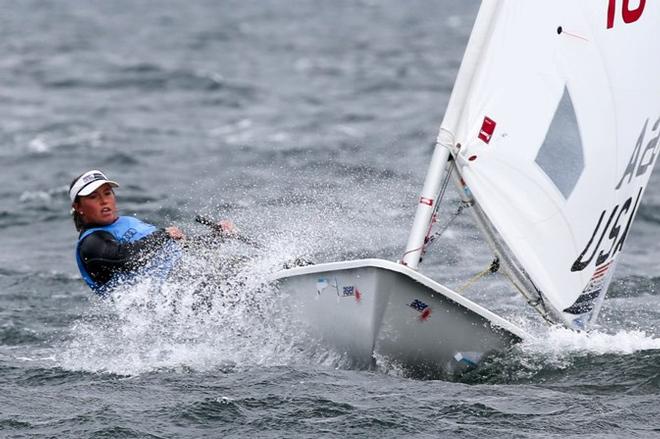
[74,183,119,226]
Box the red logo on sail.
[478,116,496,144]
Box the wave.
[609,275,659,298]
[637,203,660,225]
[102,151,142,166]
[25,131,103,154]
[41,63,259,98]
[0,211,31,228]
[0,326,41,346]
[0,268,81,290]
[0,186,71,228]
[317,162,399,182]
[522,326,660,356]
[56,233,317,375]
[460,326,660,388]
[0,210,65,229]
[50,244,660,387]
[18,186,68,204]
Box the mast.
[401,142,450,268]
[402,1,500,268]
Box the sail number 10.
[607,0,645,28]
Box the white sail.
[443,1,660,329]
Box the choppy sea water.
[1,1,659,437]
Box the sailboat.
[273,1,660,375]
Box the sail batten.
[440,0,660,329]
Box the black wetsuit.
[77,228,173,287]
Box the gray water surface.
[1,1,659,438]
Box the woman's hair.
[69,173,86,232]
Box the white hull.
[273,259,526,377]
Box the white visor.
[69,170,119,202]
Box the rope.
[401,162,456,261]
[400,199,466,261]
[456,257,500,294]
[424,201,469,248]
[497,265,554,325]
[435,161,453,214]
[418,162,454,256]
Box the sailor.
[69,169,233,295]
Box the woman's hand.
[216,220,237,235]
[165,226,185,240]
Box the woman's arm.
[78,230,171,285]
